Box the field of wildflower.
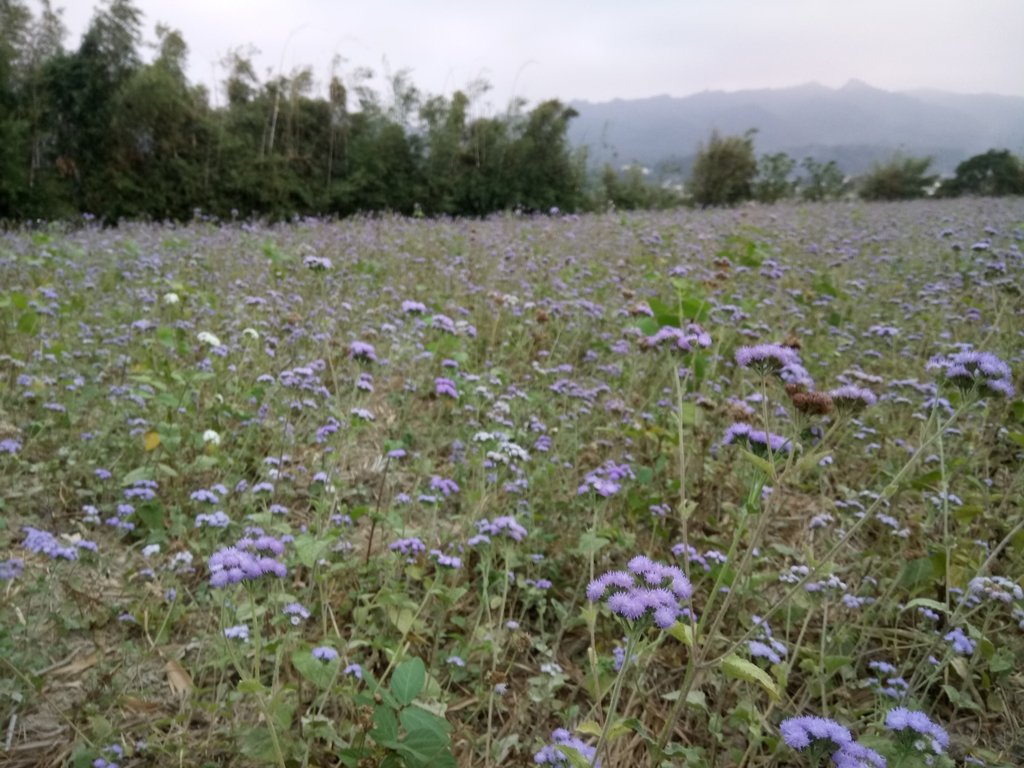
[1,199,1022,768]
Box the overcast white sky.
[59,0,1024,106]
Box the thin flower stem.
[593,630,638,767]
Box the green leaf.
[898,556,936,590]
[294,533,330,568]
[666,621,695,648]
[720,654,781,700]
[237,726,278,762]
[391,657,426,706]
[371,705,399,742]
[400,705,452,738]
[575,530,610,556]
[17,312,38,334]
[236,678,267,694]
[293,649,337,689]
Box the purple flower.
[208,545,287,587]
[534,728,598,766]
[833,741,887,768]
[283,602,311,625]
[885,707,949,753]
[435,376,459,398]
[195,511,231,528]
[0,558,25,581]
[344,663,363,679]
[722,422,792,455]
[639,324,712,353]
[944,626,975,656]
[749,640,783,664]
[430,475,460,496]
[927,350,1014,397]
[311,645,338,662]
[0,438,21,454]
[735,343,802,374]
[22,527,94,560]
[224,624,250,641]
[476,516,528,542]
[389,537,427,556]
[349,341,378,362]
[779,716,852,750]
[828,385,878,411]
[588,557,692,629]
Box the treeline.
[690,131,1024,207]
[2,1,1022,224]
[0,0,597,222]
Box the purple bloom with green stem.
[927,350,1014,397]
[435,376,458,398]
[349,341,377,362]
[722,422,793,455]
[885,707,949,753]
[944,625,975,655]
[735,343,802,374]
[534,728,599,766]
[311,645,338,662]
[588,556,692,629]
[828,385,878,411]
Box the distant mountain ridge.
[567,80,1024,176]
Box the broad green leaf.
[720,654,780,700]
[237,678,267,694]
[667,621,695,648]
[293,649,337,689]
[371,705,399,742]
[575,531,610,555]
[391,657,426,706]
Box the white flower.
[142,543,161,558]
[197,331,222,347]
[162,292,180,305]
[242,327,260,340]
[202,430,221,446]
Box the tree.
[937,149,1024,197]
[506,100,582,212]
[798,157,846,202]
[753,152,795,203]
[689,129,757,207]
[859,155,937,201]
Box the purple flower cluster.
[473,516,528,542]
[927,350,1014,397]
[349,341,378,362]
[429,475,460,496]
[828,385,878,411]
[389,537,427,556]
[735,343,801,374]
[311,645,338,662]
[577,459,635,497]
[533,728,598,766]
[639,323,712,353]
[0,558,25,580]
[587,555,693,629]
[884,707,949,753]
[722,422,793,455]
[779,716,886,768]
[208,542,287,587]
[435,376,458,398]
[23,526,96,560]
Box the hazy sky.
[60,0,1024,106]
